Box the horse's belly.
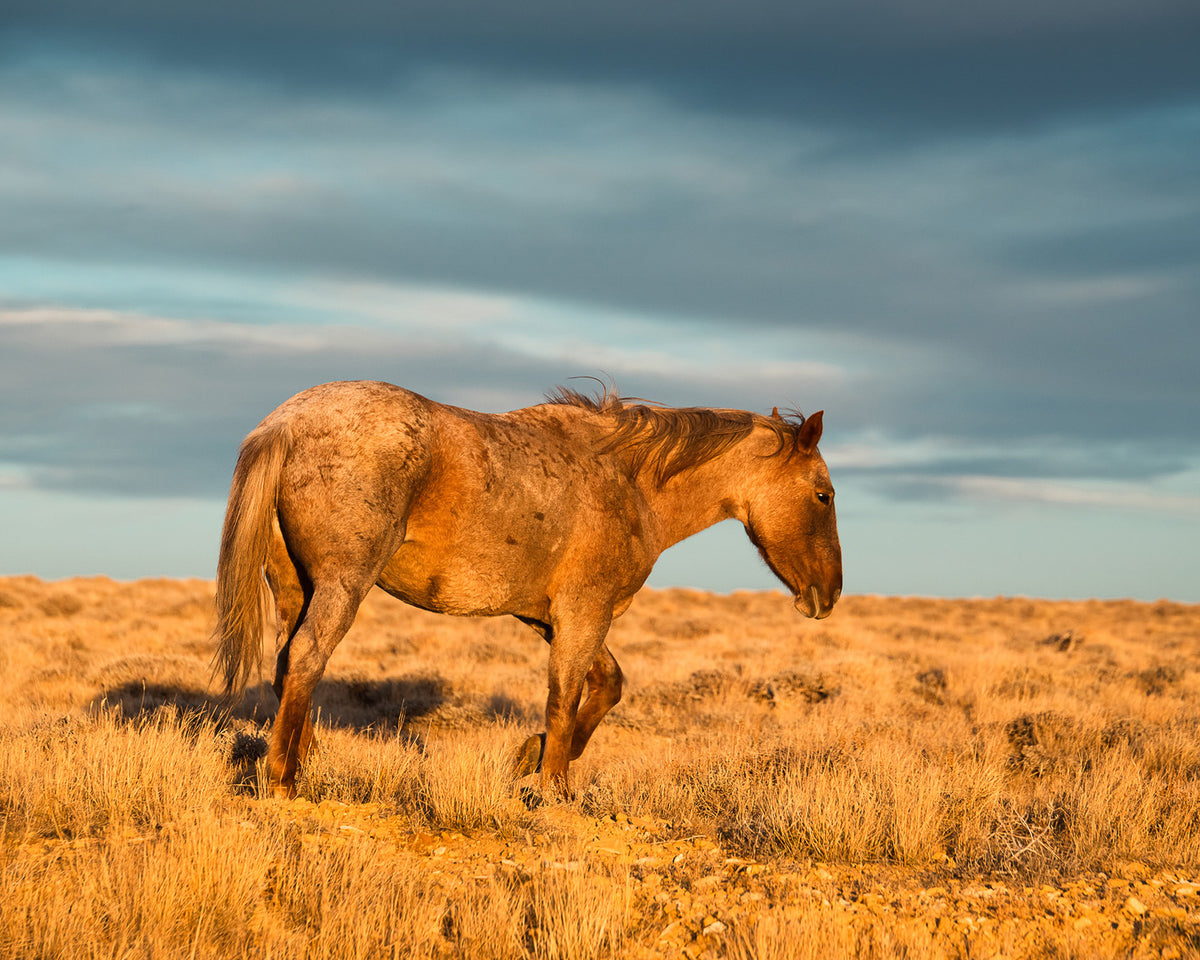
[375,543,548,619]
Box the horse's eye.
[816,491,831,505]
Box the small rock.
[659,921,682,941]
[702,920,727,936]
[1124,896,1147,916]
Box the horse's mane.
[546,385,806,486]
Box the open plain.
[1,575,1198,958]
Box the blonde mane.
[546,385,805,485]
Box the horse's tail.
[212,421,292,703]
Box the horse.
[213,380,842,798]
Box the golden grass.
[2,575,1199,958]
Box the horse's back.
[251,381,649,610]
[261,379,429,429]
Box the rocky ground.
[273,797,1200,959]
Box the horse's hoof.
[267,768,297,800]
[512,733,545,779]
[530,778,575,805]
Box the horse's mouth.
[794,585,840,620]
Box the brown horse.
[213,381,841,798]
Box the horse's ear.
[795,410,824,453]
[771,406,782,420]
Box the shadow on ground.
[88,675,457,732]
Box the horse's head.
[744,409,842,619]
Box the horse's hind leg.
[263,518,320,778]
[268,581,363,798]
[266,516,309,705]
[568,644,623,761]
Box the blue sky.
[1,1,1198,600]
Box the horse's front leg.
[540,614,612,798]
[569,644,623,761]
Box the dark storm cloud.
[5,0,1199,135]
[1001,213,1200,277]
[2,0,1197,511]
[3,86,1195,457]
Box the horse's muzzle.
[794,585,841,620]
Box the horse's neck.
[639,454,753,554]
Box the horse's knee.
[289,623,331,677]
[273,630,327,697]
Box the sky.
[1,1,1198,601]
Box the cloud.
[0,304,854,498]
[869,472,1200,514]
[0,307,548,496]
[3,60,1196,415]
[4,0,1198,138]
[2,302,1193,516]
[950,475,1200,512]
[0,8,1196,534]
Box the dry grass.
[2,575,1199,958]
